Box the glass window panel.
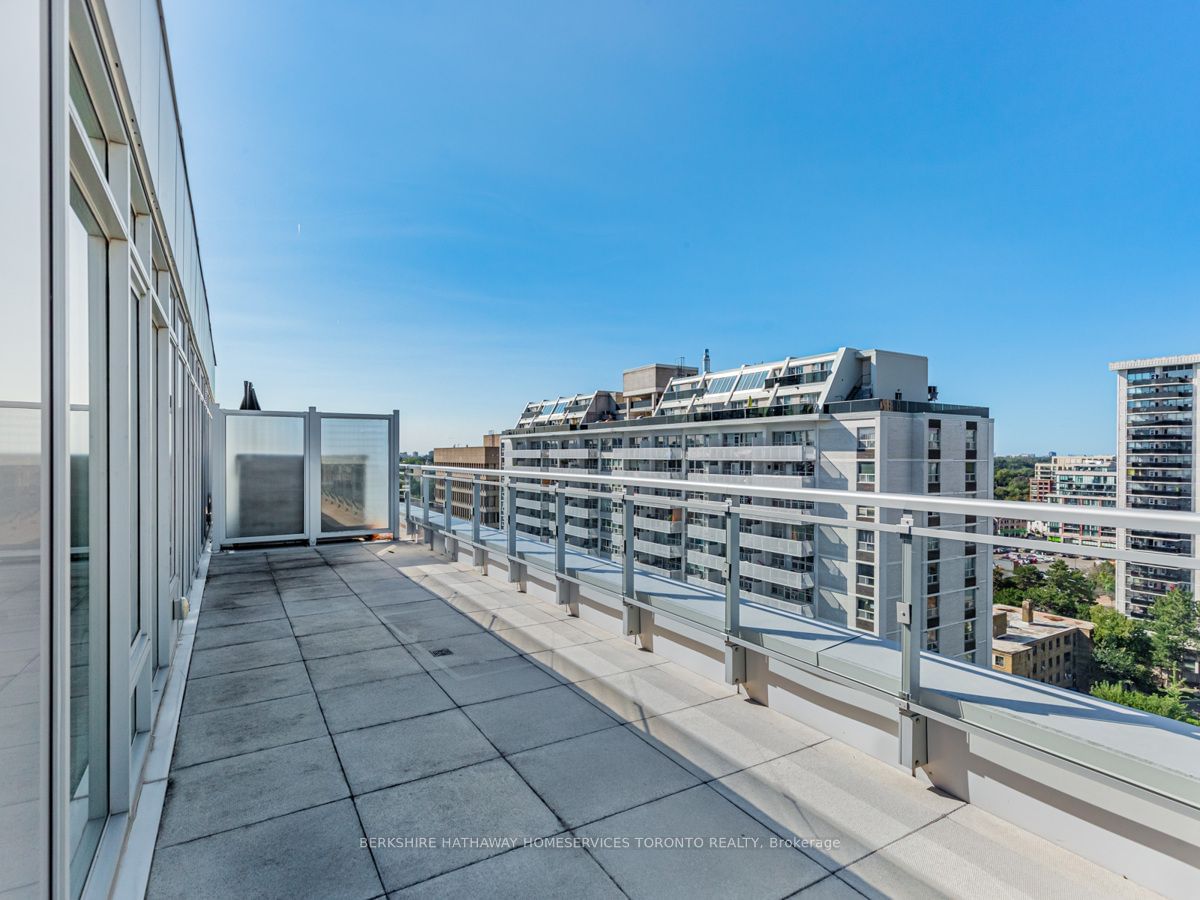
[68,194,108,894]
[705,375,736,394]
[321,417,389,533]
[129,294,140,642]
[0,39,46,884]
[225,415,305,538]
[69,53,106,174]
[734,370,768,392]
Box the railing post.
[724,500,745,685]
[677,501,688,582]
[506,481,522,587]
[620,489,641,635]
[443,474,454,557]
[471,477,485,571]
[555,485,566,574]
[472,478,482,544]
[403,469,411,534]
[555,484,569,605]
[388,409,400,539]
[422,473,433,548]
[897,512,927,773]
[306,406,319,546]
[724,500,741,634]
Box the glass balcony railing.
[398,461,1200,895]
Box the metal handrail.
[401,463,1200,539]
[399,460,1200,815]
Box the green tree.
[1148,588,1198,676]
[1088,560,1116,596]
[1089,606,1153,690]
[993,564,1044,607]
[993,561,1093,618]
[1041,560,1095,617]
[993,455,1049,501]
[1090,681,1200,727]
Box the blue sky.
[163,1,1199,454]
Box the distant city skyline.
[163,1,1199,453]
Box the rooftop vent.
[239,380,261,411]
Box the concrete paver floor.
[145,539,1153,900]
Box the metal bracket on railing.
[622,600,642,636]
[724,640,746,686]
[899,706,928,774]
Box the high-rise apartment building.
[502,348,994,665]
[1035,455,1118,547]
[1110,355,1198,619]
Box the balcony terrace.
[137,537,1162,900]
[386,464,1200,898]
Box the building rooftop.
[992,603,1095,652]
[136,538,1165,898]
[1109,353,1200,371]
[507,347,991,433]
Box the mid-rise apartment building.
[502,348,994,665]
[433,435,501,527]
[1028,474,1054,503]
[991,601,1094,692]
[1035,455,1118,547]
[1110,355,1198,619]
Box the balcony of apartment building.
[738,559,815,592]
[701,469,817,490]
[1127,463,1195,479]
[629,527,685,559]
[686,541,728,571]
[633,507,684,533]
[563,520,601,542]
[248,462,1196,900]
[564,498,601,518]
[1128,493,1194,512]
[544,445,598,461]
[601,442,685,459]
[686,442,818,463]
[687,519,729,544]
[1126,368,1195,386]
[764,368,832,389]
[64,458,1199,900]
[738,526,815,559]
